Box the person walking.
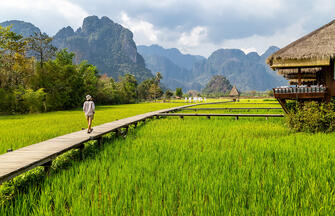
[83,95,95,133]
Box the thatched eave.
[267,19,335,69]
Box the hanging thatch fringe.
[267,19,335,69]
[277,67,322,75]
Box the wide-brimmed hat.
[86,95,92,100]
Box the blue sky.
[0,0,334,57]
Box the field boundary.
[0,101,232,184]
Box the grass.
[0,102,188,154]
[2,113,335,214]
[2,98,335,215]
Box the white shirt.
[83,101,95,116]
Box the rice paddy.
[1,99,335,215]
[0,102,188,154]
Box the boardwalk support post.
[42,161,52,174]
[207,116,210,119]
[235,116,239,120]
[97,137,103,147]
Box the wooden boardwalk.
[0,103,213,185]
[0,101,235,184]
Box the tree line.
[0,26,175,114]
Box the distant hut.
[267,19,335,112]
[229,85,240,101]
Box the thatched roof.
[267,19,335,69]
[229,85,240,96]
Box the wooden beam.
[182,107,282,110]
[157,113,284,117]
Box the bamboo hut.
[229,85,240,101]
[267,19,335,112]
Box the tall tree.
[117,74,138,103]
[0,25,33,90]
[175,88,183,97]
[26,32,57,68]
[154,72,162,84]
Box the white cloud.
[178,26,208,47]
[0,0,89,34]
[220,18,307,55]
[199,0,282,18]
[120,12,161,44]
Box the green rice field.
[0,102,188,154]
[2,99,335,215]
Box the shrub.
[286,101,335,133]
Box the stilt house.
[267,20,335,112]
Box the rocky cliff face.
[53,16,152,82]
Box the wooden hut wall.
[324,62,335,96]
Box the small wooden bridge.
[182,107,282,111]
[157,113,284,120]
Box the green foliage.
[117,74,138,104]
[96,75,120,105]
[286,101,335,133]
[164,89,173,100]
[137,78,154,100]
[0,26,176,114]
[175,87,183,97]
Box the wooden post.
[42,161,53,174]
[97,137,102,147]
[298,67,302,86]
[180,115,184,119]
[134,122,138,128]
[207,116,210,119]
[235,116,239,120]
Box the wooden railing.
[273,86,327,94]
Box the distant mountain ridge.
[0,20,40,37]
[138,45,287,91]
[0,18,287,91]
[138,45,205,70]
